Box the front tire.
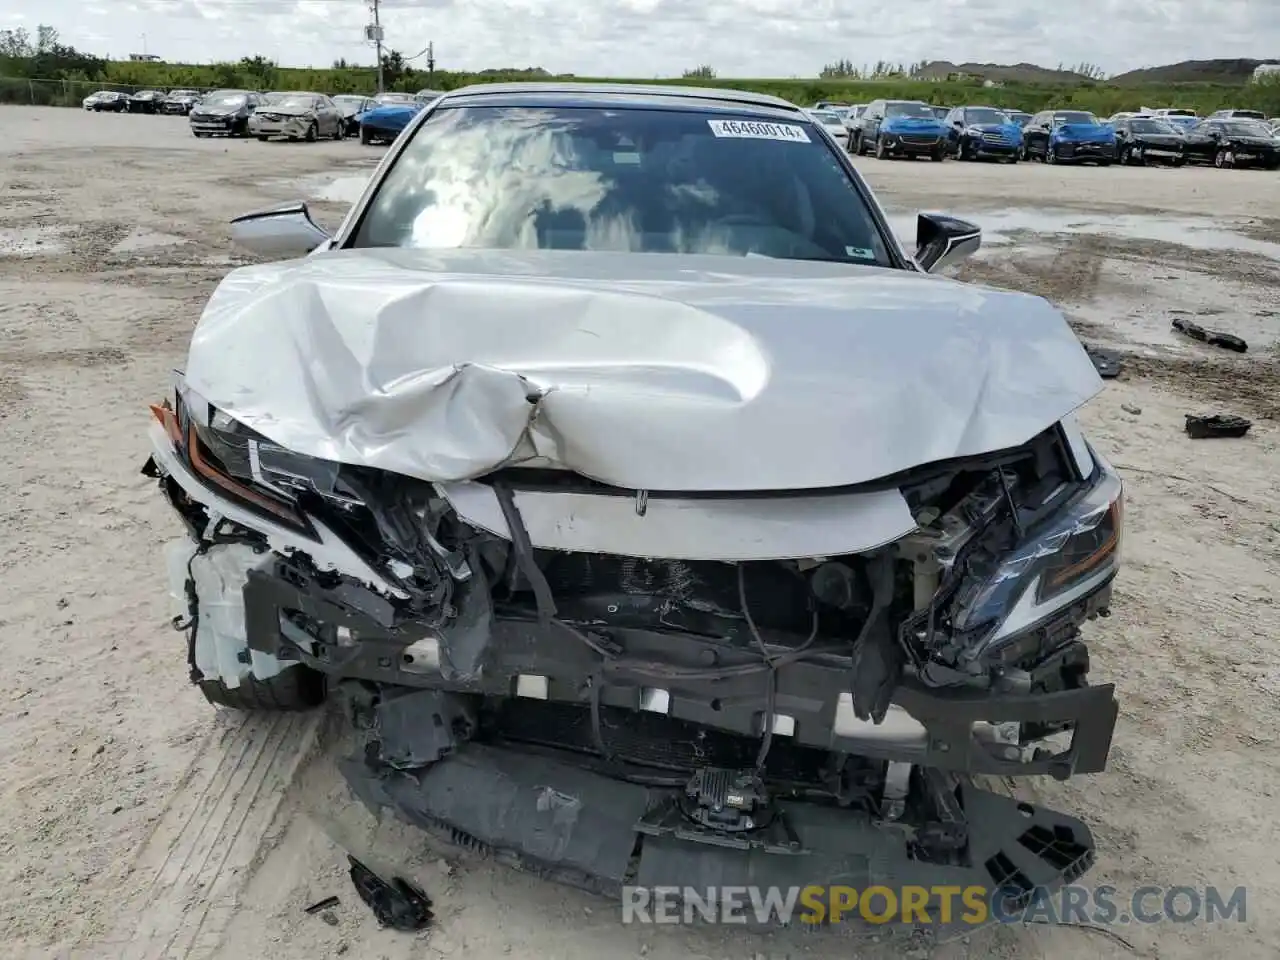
[1214,148,1231,168]
[1046,145,1058,164]
[853,133,865,156]
[875,136,888,159]
[198,667,326,712]
[305,121,318,142]
[360,125,373,145]
[931,144,945,162]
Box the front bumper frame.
[240,553,1117,780]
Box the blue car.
[852,99,950,160]
[357,95,426,145]
[1022,110,1117,165]
[943,106,1024,163]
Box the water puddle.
[0,225,70,257]
[112,229,190,254]
[888,208,1280,259]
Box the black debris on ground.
[1185,414,1252,439]
[347,855,434,932]
[1171,318,1248,353]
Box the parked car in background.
[127,90,167,114]
[1269,117,1280,133]
[332,95,376,137]
[1111,116,1186,166]
[83,90,128,112]
[356,97,427,144]
[944,105,1022,162]
[415,88,447,103]
[928,105,950,120]
[374,92,420,106]
[1021,110,1116,165]
[261,91,294,105]
[189,90,264,138]
[1153,108,1198,120]
[1160,115,1201,131]
[1006,110,1032,127]
[249,93,345,142]
[841,103,868,149]
[804,107,848,144]
[852,99,949,161]
[811,99,850,111]
[1181,119,1280,168]
[1206,109,1267,122]
[162,89,202,115]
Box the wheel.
[875,136,888,159]
[1172,158,1186,168]
[198,667,326,712]
[193,131,210,138]
[305,121,318,142]
[931,144,945,162]
[1046,145,1058,164]
[360,125,372,145]
[1096,160,1112,167]
[1006,154,1019,164]
[853,133,865,156]
[257,135,268,141]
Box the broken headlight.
[951,450,1122,662]
[172,384,358,514]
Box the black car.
[943,105,1022,162]
[162,89,202,116]
[188,89,264,138]
[331,94,376,137]
[1181,120,1280,169]
[127,90,166,114]
[1111,117,1186,166]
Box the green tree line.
[2,24,1278,116]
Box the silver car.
[144,83,1123,908]
[248,93,344,142]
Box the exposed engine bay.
[145,373,1122,909]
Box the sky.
[3,0,1278,78]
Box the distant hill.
[913,60,1093,83]
[1110,58,1278,84]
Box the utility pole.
[426,42,435,80]
[368,0,384,94]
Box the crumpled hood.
[184,248,1102,492]
[1053,122,1114,141]
[357,105,421,126]
[969,123,1022,140]
[883,116,947,134]
[260,105,316,118]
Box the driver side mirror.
[915,213,981,273]
[230,202,331,259]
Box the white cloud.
[6,0,1277,77]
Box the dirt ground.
[1,105,1278,960]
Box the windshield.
[378,93,417,103]
[277,96,320,110]
[351,105,892,266]
[203,94,246,108]
[1054,111,1098,125]
[334,96,364,105]
[810,110,842,124]
[964,108,1011,125]
[1222,121,1270,136]
[1232,111,1265,120]
[169,90,197,97]
[885,102,935,118]
[1130,119,1177,134]
[1162,109,1196,117]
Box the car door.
[1180,122,1218,161]
[944,108,964,151]
[862,101,884,147]
[315,97,338,135]
[1023,112,1050,157]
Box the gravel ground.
[2,106,1279,960]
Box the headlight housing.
[950,451,1123,663]
[152,382,357,532]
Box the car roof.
[437,81,803,119]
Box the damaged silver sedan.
[143,82,1122,913]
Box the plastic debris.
[1171,318,1248,353]
[1185,414,1252,439]
[347,855,434,931]
[304,895,340,915]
